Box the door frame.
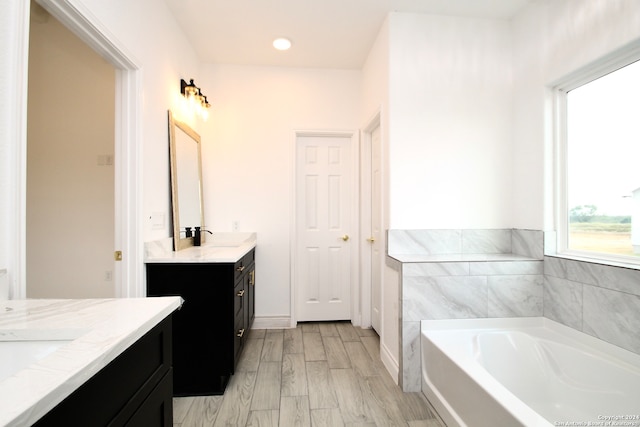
[290,130,360,327]
[359,112,381,329]
[10,0,142,298]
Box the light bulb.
[273,38,292,51]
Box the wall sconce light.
[180,78,211,120]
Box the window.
[556,46,640,264]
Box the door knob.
[341,235,350,241]
[367,237,376,243]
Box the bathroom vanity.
[145,233,256,395]
[0,297,181,427]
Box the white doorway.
[27,2,115,298]
[294,132,357,322]
[361,114,383,333]
[7,0,143,299]
[369,123,383,333]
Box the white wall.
[362,17,390,128]
[387,13,514,229]
[0,0,203,296]
[73,0,206,243]
[199,64,361,320]
[359,11,517,380]
[0,0,362,312]
[27,4,115,298]
[512,0,640,230]
[361,17,401,375]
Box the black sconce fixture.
[180,78,211,120]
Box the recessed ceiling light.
[273,37,292,51]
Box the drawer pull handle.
[236,266,245,272]
[237,328,245,338]
[236,289,245,297]
[250,270,255,286]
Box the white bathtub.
[421,317,640,427]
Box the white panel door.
[296,135,352,321]
[370,125,382,333]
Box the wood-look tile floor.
[173,322,444,427]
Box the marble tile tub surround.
[388,228,543,260]
[544,255,640,355]
[392,228,640,393]
[389,229,545,392]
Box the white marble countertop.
[145,232,256,263]
[388,253,541,263]
[0,297,182,427]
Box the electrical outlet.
[104,270,113,281]
[232,221,239,231]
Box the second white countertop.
[145,232,256,263]
[0,297,182,427]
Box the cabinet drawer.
[125,368,173,426]
[233,306,244,368]
[234,280,245,320]
[234,249,255,281]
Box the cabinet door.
[250,265,255,327]
[147,263,234,395]
[233,277,246,369]
[34,316,173,426]
[125,369,173,426]
[245,265,255,334]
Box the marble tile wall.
[401,260,544,391]
[512,229,545,259]
[390,229,544,392]
[389,229,506,255]
[544,256,640,355]
[388,228,544,258]
[393,228,640,393]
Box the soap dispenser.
[193,227,212,246]
[193,227,201,246]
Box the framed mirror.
[168,111,205,250]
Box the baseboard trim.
[380,341,400,385]
[252,316,292,329]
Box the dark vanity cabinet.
[34,315,174,426]
[146,248,255,396]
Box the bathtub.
[421,317,640,427]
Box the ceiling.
[163,0,531,69]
